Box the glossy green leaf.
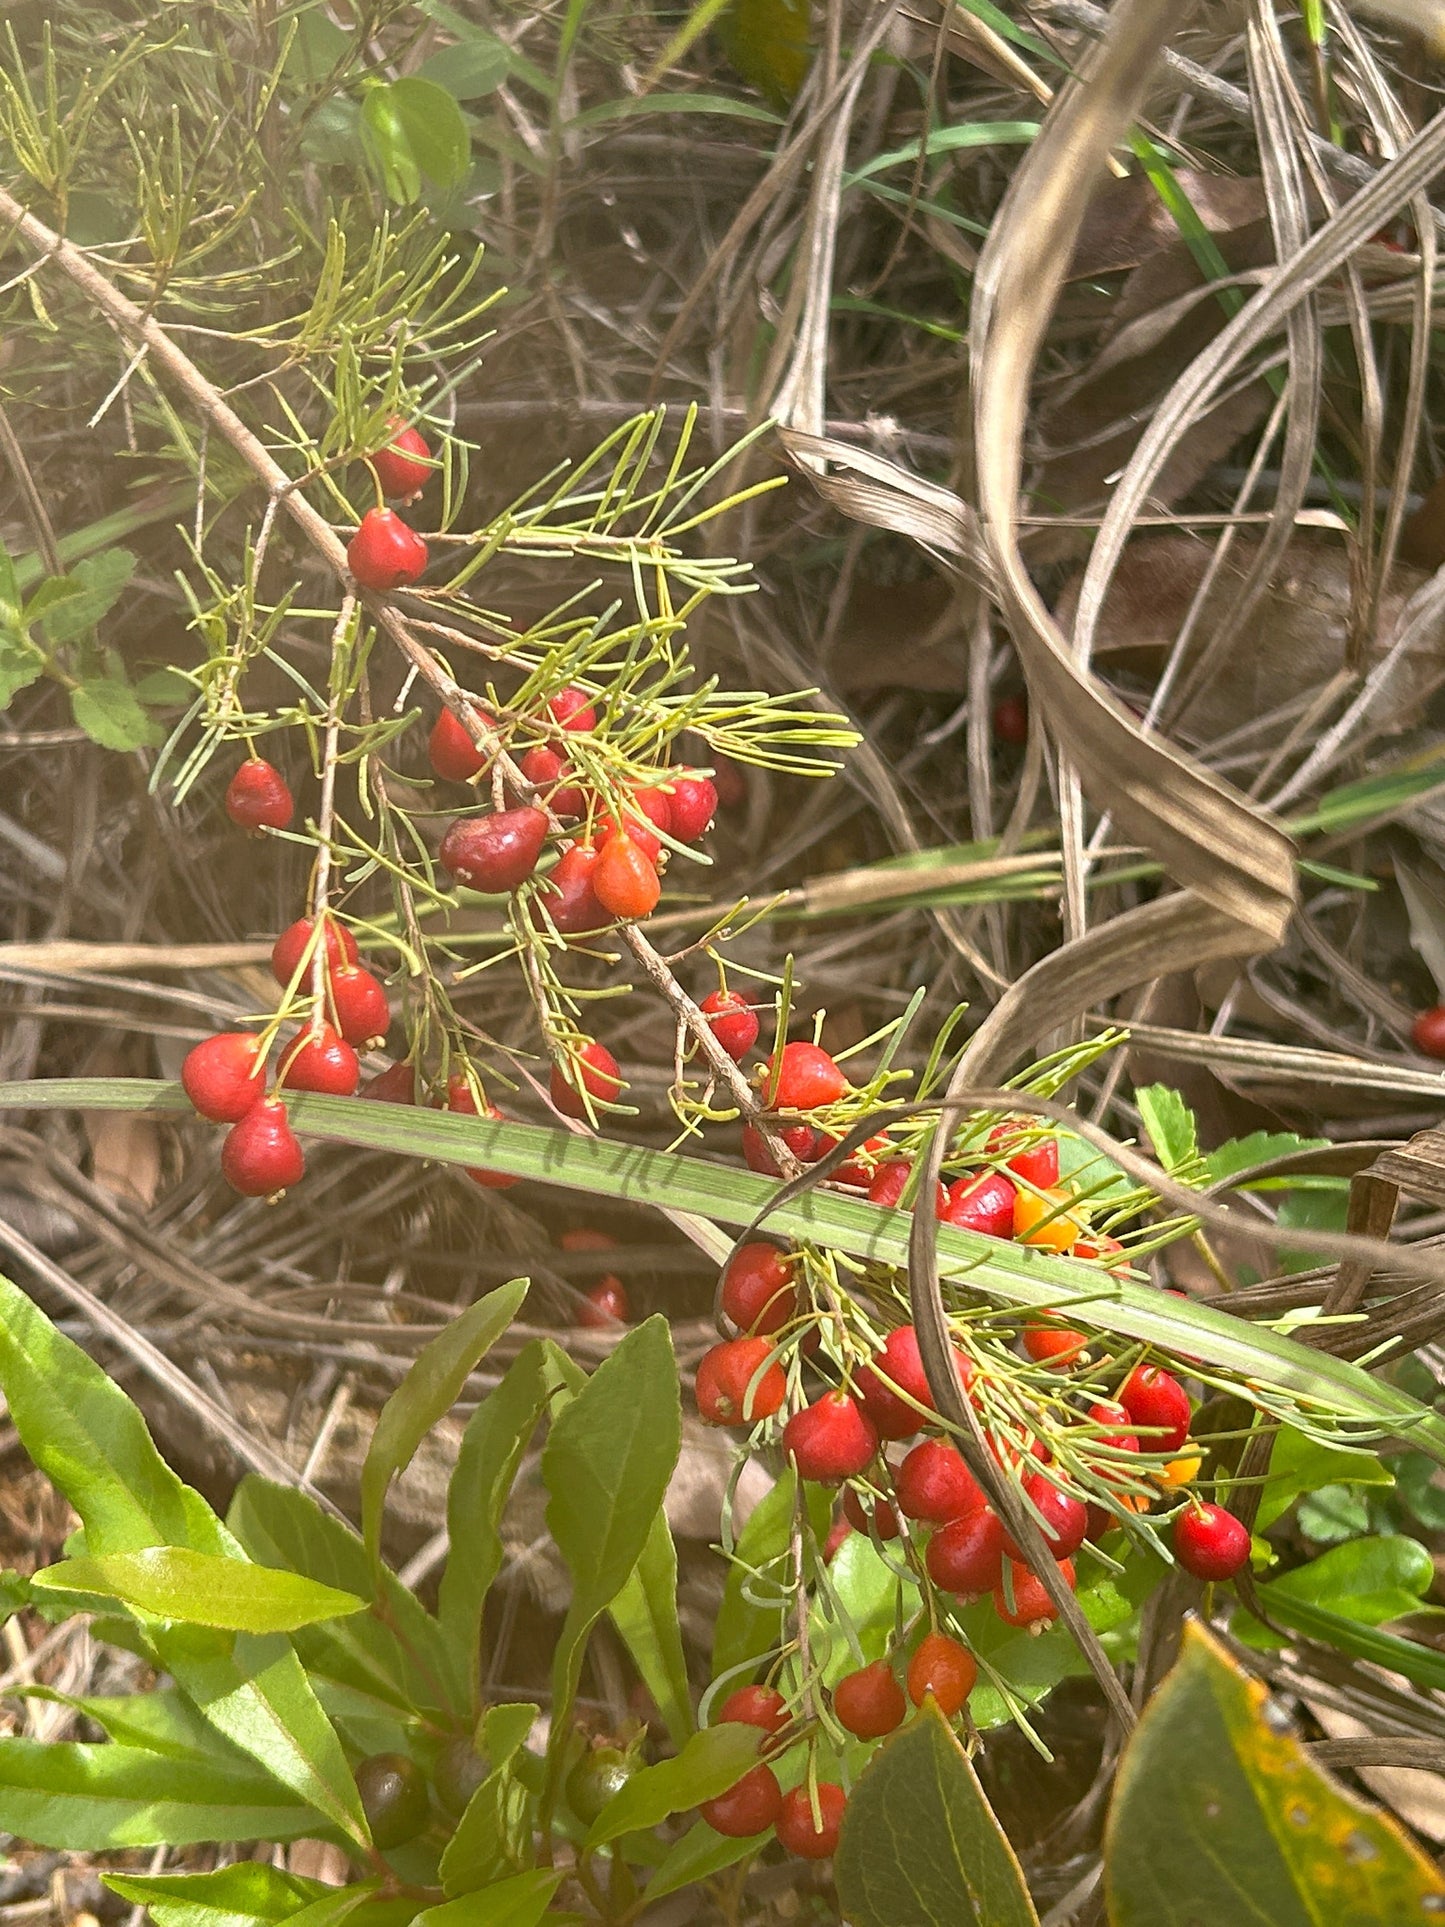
[437,1757,535,1896]
[542,1317,681,1757]
[22,1687,264,1767]
[643,1819,760,1903]
[417,1872,561,1927]
[1105,1620,1445,1925]
[271,1888,412,1927]
[608,1511,695,1747]
[0,1738,315,1847]
[835,1701,1041,1926]
[32,1549,363,1632]
[1259,1533,1435,1625]
[585,1723,758,1848]
[71,675,160,750]
[1257,1425,1394,1531]
[1251,1595,1445,1693]
[387,78,471,186]
[362,1280,528,1567]
[103,1863,329,1927]
[360,88,421,201]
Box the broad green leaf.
[39,548,135,641]
[362,1279,528,1567]
[585,1723,758,1847]
[542,1317,681,1756]
[437,1745,536,1897]
[643,1819,759,1903]
[0,1272,223,1554]
[416,1872,561,1927]
[438,1340,558,1704]
[103,1863,329,1927]
[71,675,161,750]
[1135,1085,1198,1171]
[272,1889,413,1927]
[1252,1595,1445,1694]
[231,1477,464,1717]
[608,1510,695,1746]
[417,37,511,98]
[22,1687,261,1764]
[0,1738,315,1848]
[1257,1424,1393,1530]
[712,1470,827,1680]
[1259,1534,1434,1626]
[0,629,45,707]
[32,1548,363,1632]
[1105,1621,1445,1925]
[834,1701,1041,1926]
[361,86,422,201]
[388,77,472,185]
[282,8,351,85]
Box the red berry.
[445,1075,520,1190]
[520,744,586,818]
[439,807,549,894]
[667,775,718,842]
[1074,1232,1129,1272]
[629,785,673,837]
[225,758,293,832]
[327,964,390,1048]
[994,1557,1074,1629]
[992,693,1029,745]
[1086,1399,1140,1459]
[767,1040,849,1110]
[347,508,428,591]
[577,1278,629,1327]
[986,1121,1060,1190]
[1118,1365,1192,1453]
[699,1763,781,1837]
[428,708,490,783]
[370,420,431,500]
[895,1439,984,1524]
[544,842,610,938]
[220,1098,305,1196]
[943,1169,1016,1238]
[1173,1503,1250,1581]
[841,1486,900,1539]
[700,989,760,1061]
[271,916,359,988]
[927,1506,1007,1596]
[833,1661,905,1740]
[364,1060,421,1103]
[695,1337,786,1425]
[776,1783,845,1860]
[783,1391,877,1483]
[741,1120,819,1174]
[597,810,662,865]
[718,1685,788,1735]
[999,1471,1088,1562]
[1413,1006,1445,1058]
[181,1032,266,1123]
[278,1023,359,1096]
[593,832,661,920]
[822,1131,890,1188]
[721,1242,797,1335]
[1022,1319,1087,1369]
[856,1326,973,1440]
[865,1159,919,1209]
[549,1040,623,1119]
[548,686,597,732]
[907,1631,976,1714]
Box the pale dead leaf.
[1393,856,1445,999]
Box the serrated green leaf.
[32,1548,364,1632]
[586,1723,758,1848]
[39,548,135,642]
[0,629,45,707]
[1104,1621,1445,1925]
[1135,1085,1198,1172]
[71,676,161,750]
[362,1280,528,1568]
[835,1701,1041,1926]
[102,1863,330,1927]
[1203,1128,1330,1186]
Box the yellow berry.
[1012,1185,1086,1252]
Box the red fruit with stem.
[856,1325,973,1441]
[783,1391,877,1483]
[718,1684,789,1735]
[994,1557,1074,1629]
[721,1242,797,1335]
[667,775,718,842]
[225,759,293,832]
[1118,1364,1193,1453]
[221,1099,305,1196]
[520,744,586,817]
[700,988,760,1061]
[986,1121,1060,1189]
[741,1120,819,1174]
[1022,1318,1087,1369]
[907,1631,977,1714]
[550,1040,623,1119]
[895,1439,985,1523]
[1086,1399,1140,1460]
[428,708,491,783]
[766,1040,849,1110]
[596,810,662,865]
[593,833,661,920]
[943,1169,1016,1238]
[699,1763,781,1837]
[327,964,390,1047]
[545,842,609,937]
[1074,1232,1129,1272]
[548,686,597,732]
[695,1337,786,1425]
[842,1486,900,1539]
[370,420,431,500]
[834,1660,906,1740]
[992,692,1029,745]
[1174,1503,1251,1581]
[440,808,549,894]
[182,1032,266,1123]
[927,1506,1007,1596]
[577,1278,629,1327]
[629,785,673,836]
[776,1783,846,1861]
[999,1471,1088,1562]
[364,1060,421,1104]
[347,508,428,591]
[278,1024,359,1097]
[271,915,358,988]
[1413,1006,1445,1058]
[445,1074,520,1189]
